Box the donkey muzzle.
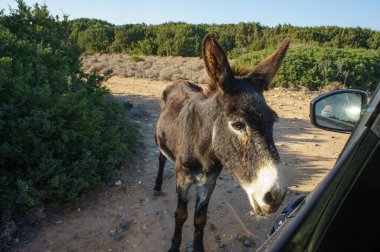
[243,162,287,215]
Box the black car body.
[258,84,380,252]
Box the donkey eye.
[231,121,246,131]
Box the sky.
[2,0,380,30]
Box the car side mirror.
[310,89,368,133]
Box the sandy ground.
[16,76,349,252]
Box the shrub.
[129,54,145,62]
[233,46,380,91]
[0,1,136,247]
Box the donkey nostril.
[264,192,275,204]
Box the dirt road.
[17,76,348,252]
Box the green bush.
[129,54,145,62]
[0,1,136,245]
[233,46,380,91]
[68,19,380,57]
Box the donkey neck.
[184,92,222,165]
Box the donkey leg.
[169,170,192,252]
[169,193,188,252]
[154,152,167,192]
[193,179,217,252]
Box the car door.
[258,84,380,252]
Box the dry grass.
[81,54,209,84]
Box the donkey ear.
[202,33,234,94]
[248,39,290,90]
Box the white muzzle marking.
[242,162,287,214]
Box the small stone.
[123,101,134,111]
[154,210,160,216]
[55,220,63,224]
[209,223,217,231]
[282,162,288,165]
[214,234,221,241]
[109,228,117,237]
[77,208,81,212]
[163,210,168,214]
[115,180,122,186]
[243,238,255,247]
[186,245,193,252]
[227,190,233,193]
[114,233,122,241]
[235,234,242,241]
[119,219,129,230]
[138,181,142,185]
[106,181,115,187]
[15,238,19,243]
[314,143,320,147]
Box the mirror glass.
[315,92,363,131]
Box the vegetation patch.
[233,47,380,91]
[0,1,136,248]
[129,55,145,62]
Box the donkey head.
[203,33,289,216]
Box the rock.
[114,233,122,241]
[123,101,134,111]
[138,181,142,185]
[214,234,221,241]
[106,180,115,188]
[119,219,129,230]
[154,210,160,216]
[243,238,255,247]
[214,234,224,248]
[227,190,233,193]
[235,234,243,241]
[115,180,122,186]
[186,245,193,252]
[109,228,117,237]
[209,223,217,231]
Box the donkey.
[154,33,289,252]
